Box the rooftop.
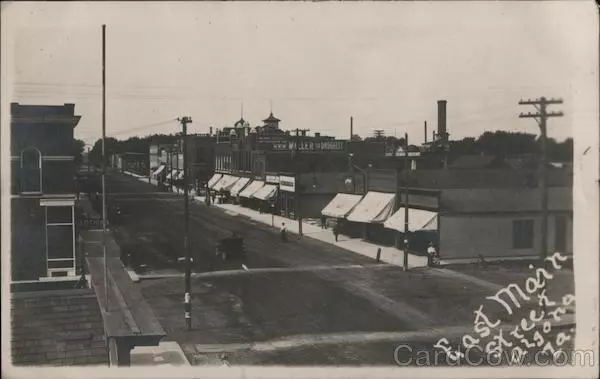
[263,112,281,123]
[11,288,108,366]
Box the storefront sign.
[271,140,346,152]
[266,175,280,184]
[279,175,296,192]
[385,148,422,157]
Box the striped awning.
[208,174,223,189]
[239,181,265,198]
[230,177,251,197]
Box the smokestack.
[437,100,447,142]
[424,121,428,144]
[350,116,353,140]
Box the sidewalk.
[128,171,428,268]
[77,191,190,366]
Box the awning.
[252,184,278,201]
[384,208,438,232]
[213,175,239,192]
[165,169,179,180]
[152,165,166,176]
[230,177,251,197]
[346,191,396,223]
[321,193,364,218]
[239,180,265,198]
[208,174,223,189]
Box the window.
[20,147,42,193]
[44,204,75,275]
[513,219,534,249]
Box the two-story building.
[10,103,82,281]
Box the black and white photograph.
[1,1,598,378]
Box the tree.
[351,134,362,141]
[71,139,85,166]
[475,131,537,156]
[89,137,119,166]
[449,137,477,155]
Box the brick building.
[211,112,356,218]
[10,103,81,280]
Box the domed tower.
[263,112,281,129]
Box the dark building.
[10,103,81,281]
[211,112,354,218]
[149,135,216,191]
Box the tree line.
[84,130,573,166]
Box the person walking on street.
[280,222,287,242]
[333,223,340,242]
[427,242,437,267]
[320,214,327,229]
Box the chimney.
[437,100,447,143]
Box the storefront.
[212,174,240,202]
[346,191,396,245]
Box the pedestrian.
[280,222,287,242]
[333,223,339,242]
[427,242,437,267]
[320,214,327,229]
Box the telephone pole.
[178,116,193,330]
[403,133,410,271]
[294,128,310,237]
[101,24,108,311]
[518,97,564,262]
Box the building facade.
[211,112,355,218]
[10,103,81,281]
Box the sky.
[1,1,597,147]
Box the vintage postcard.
[1,1,598,378]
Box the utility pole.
[294,128,310,238]
[518,97,564,262]
[178,116,193,330]
[101,24,109,311]
[350,116,353,140]
[403,133,409,271]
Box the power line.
[518,97,564,264]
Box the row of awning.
[207,174,278,200]
[151,165,185,181]
[321,191,437,232]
